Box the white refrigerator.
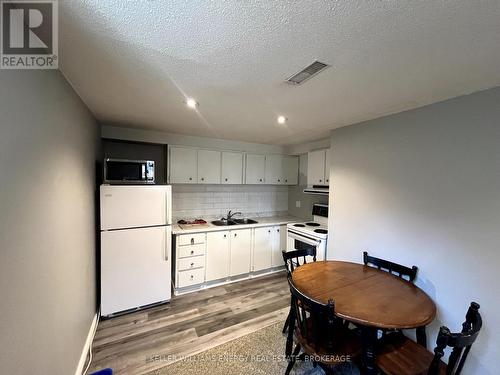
[100,185,172,316]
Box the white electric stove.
[286,204,329,261]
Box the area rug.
[147,322,359,375]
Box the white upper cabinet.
[307,149,329,186]
[197,150,221,184]
[169,146,298,185]
[265,155,283,185]
[283,156,299,185]
[221,152,243,184]
[245,154,266,184]
[170,147,197,183]
[324,148,331,184]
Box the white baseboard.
[75,312,99,375]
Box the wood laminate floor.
[88,272,290,375]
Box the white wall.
[0,70,100,375]
[328,87,500,374]
[172,185,288,221]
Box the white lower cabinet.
[175,224,288,294]
[206,231,230,281]
[253,227,273,271]
[271,225,287,267]
[230,229,252,276]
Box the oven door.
[104,159,155,184]
[286,229,323,263]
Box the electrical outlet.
[295,200,301,208]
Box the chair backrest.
[287,276,337,354]
[282,248,317,276]
[363,251,418,282]
[428,302,482,375]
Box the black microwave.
[104,158,155,184]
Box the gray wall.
[328,87,500,374]
[288,154,328,219]
[0,71,100,375]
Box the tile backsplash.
[172,185,288,221]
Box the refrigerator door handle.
[164,226,171,261]
[165,186,172,225]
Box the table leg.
[361,326,379,375]
[416,326,427,349]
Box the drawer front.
[178,233,206,246]
[178,243,205,258]
[178,255,205,271]
[177,268,205,288]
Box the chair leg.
[416,326,427,349]
[285,344,301,375]
[282,312,290,333]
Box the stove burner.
[293,224,305,227]
[314,229,328,234]
[305,222,320,227]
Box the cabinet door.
[253,227,273,271]
[271,225,287,267]
[283,156,299,185]
[229,229,251,276]
[324,148,331,184]
[245,154,266,184]
[265,155,283,185]
[206,231,230,281]
[198,150,221,184]
[221,152,243,184]
[169,147,197,183]
[307,149,326,185]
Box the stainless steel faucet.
[225,210,242,221]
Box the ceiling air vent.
[286,60,329,85]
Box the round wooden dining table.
[291,260,436,375]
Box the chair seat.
[376,334,446,375]
[295,319,362,365]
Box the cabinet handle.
[285,179,288,182]
[234,233,237,237]
[201,177,205,181]
[326,179,329,183]
[278,179,280,182]
[189,177,192,181]
[190,250,194,255]
[191,238,194,245]
[190,262,194,267]
[225,178,228,182]
[259,178,263,182]
[268,229,271,233]
[319,179,322,182]
[277,229,279,232]
[190,275,194,279]
[224,234,227,238]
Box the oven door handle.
[287,230,321,247]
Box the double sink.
[211,218,258,226]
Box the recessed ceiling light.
[185,98,198,109]
[277,116,287,124]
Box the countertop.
[172,215,302,235]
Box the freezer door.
[100,185,172,230]
[101,226,171,316]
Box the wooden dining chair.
[376,302,482,375]
[363,251,418,282]
[362,251,427,345]
[285,276,362,375]
[281,248,317,334]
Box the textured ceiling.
[59,0,500,146]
